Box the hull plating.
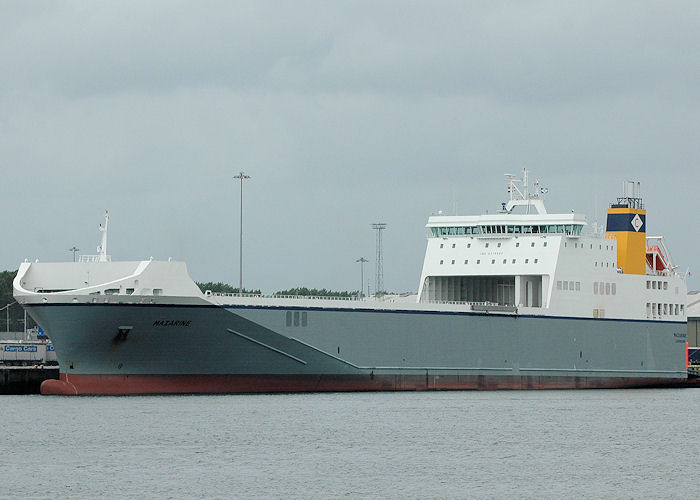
[26,302,688,395]
[41,372,682,395]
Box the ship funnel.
[605,181,646,274]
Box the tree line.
[196,282,358,297]
[0,270,37,332]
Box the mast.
[97,211,109,263]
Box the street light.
[356,257,368,298]
[233,171,251,297]
[69,246,80,262]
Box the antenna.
[371,223,387,296]
[97,211,109,263]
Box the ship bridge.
[417,170,588,309]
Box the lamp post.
[356,257,368,298]
[233,171,251,297]
[69,246,80,262]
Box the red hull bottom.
[40,372,687,395]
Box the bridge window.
[594,282,599,294]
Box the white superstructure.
[417,170,687,321]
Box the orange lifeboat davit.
[646,244,668,272]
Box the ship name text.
[153,320,192,327]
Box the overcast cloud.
[0,1,698,293]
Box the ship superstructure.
[13,172,689,395]
[418,174,686,322]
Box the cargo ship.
[13,172,689,395]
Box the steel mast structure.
[371,223,387,296]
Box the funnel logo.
[631,214,643,232]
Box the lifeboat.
[646,244,669,272]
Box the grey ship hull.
[26,302,688,395]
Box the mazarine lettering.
[152,320,191,327]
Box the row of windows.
[556,280,581,292]
[285,311,308,327]
[647,280,668,290]
[594,282,616,295]
[647,303,684,317]
[439,241,545,249]
[565,242,614,251]
[594,262,616,268]
[439,258,539,265]
[439,241,614,251]
[431,224,584,237]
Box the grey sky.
[1,1,698,293]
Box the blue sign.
[3,345,38,352]
[47,344,55,351]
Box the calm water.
[1,389,698,499]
